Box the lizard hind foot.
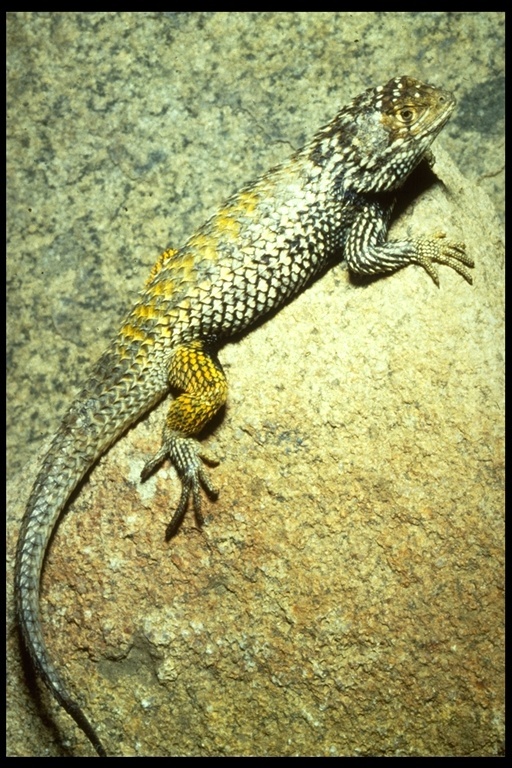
[165,435,219,539]
[141,434,219,539]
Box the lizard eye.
[398,106,416,124]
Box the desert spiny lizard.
[14,75,473,756]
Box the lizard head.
[309,76,455,194]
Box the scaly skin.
[15,76,473,756]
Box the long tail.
[14,348,167,756]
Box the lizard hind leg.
[141,341,228,538]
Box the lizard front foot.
[415,232,474,285]
[141,433,218,539]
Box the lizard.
[14,76,473,756]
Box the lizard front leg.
[141,340,228,538]
[345,198,474,285]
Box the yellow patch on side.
[232,188,259,216]
[119,323,148,343]
[132,302,160,320]
[149,278,176,298]
[146,248,178,285]
[187,232,219,264]
[214,208,242,241]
